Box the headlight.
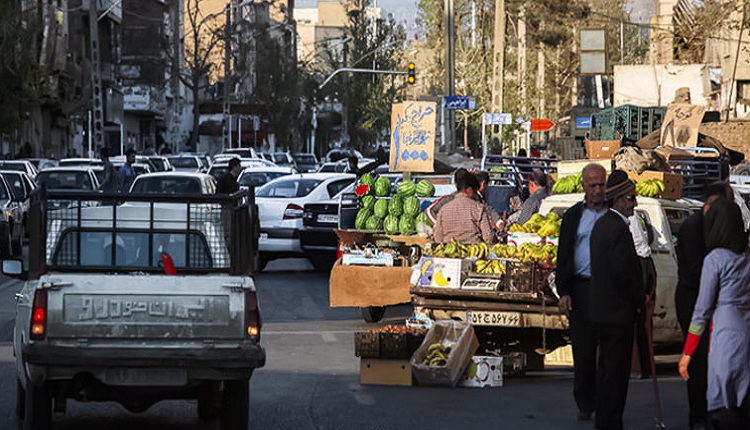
[4,209,11,221]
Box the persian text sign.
[390,102,436,172]
[660,103,705,147]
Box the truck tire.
[23,381,51,430]
[361,306,386,323]
[16,378,24,419]
[220,379,249,430]
[198,381,222,419]
[308,253,336,272]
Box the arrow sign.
[530,119,555,132]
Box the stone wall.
[700,121,750,157]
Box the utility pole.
[538,43,545,118]
[89,0,105,155]
[222,4,232,150]
[171,0,182,153]
[445,0,456,152]
[518,5,526,115]
[490,0,505,147]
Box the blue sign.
[484,113,512,125]
[575,115,591,130]
[443,96,476,110]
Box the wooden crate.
[585,137,621,160]
[627,170,682,200]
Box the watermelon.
[388,195,404,217]
[361,195,375,210]
[359,173,375,189]
[355,208,372,230]
[366,215,384,231]
[396,180,416,197]
[416,211,432,227]
[373,198,389,218]
[383,215,400,235]
[399,214,416,235]
[403,196,420,216]
[374,176,392,197]
[415,180,435,197]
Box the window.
[131,177,202,194]
[664,208,693,246]
[327,179,355,198]
[256,179,322,198]
[2,175,25,199]
[294,155,316,164]
[169,157,199,168]
[239,171,288,188]
[37,171,92,190]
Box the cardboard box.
[411,321,480,387]
[626,170,682,200]
[417,257,433,286]
[430,258,472,289]
[458,356,504,388]
[360,358,412,386]
[586,137,621,160]
[507,232,544,248]
[329,261,412,307]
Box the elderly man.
[555,163,608,422]
[590,170,646,430]
[433,168,497,244]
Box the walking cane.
[645,299,666,429]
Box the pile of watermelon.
[354,174,436,235]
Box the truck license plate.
[468,311,521,327]
[104,368,187,386]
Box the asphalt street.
[0,258,696,430]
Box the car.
[111,162,153,176]
[220,147,257,160]
[36,166,100,191]
[270,152,296,168]
[130,172,217,194]
[316,160,348,173]
[111,155,159,172]
[237,166,296,188]
[58,158,103,167]
[292,153,319,172]
[167,155,205,173]
[300,175,455,271]
[146,156,174,172]
[0,160,38,179]
[254,173,355,270]
[0,175,25,256]
[325,148,363,163]
[0,170,36,238]
[731,183,750,231]
[208,159,278,180]
[24,158,58,171]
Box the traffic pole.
[645,301,665,429]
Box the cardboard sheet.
[329,261,413,307]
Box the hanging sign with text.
[390,101,436,172]
[660,103,705,147]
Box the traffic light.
[407,62,416,85]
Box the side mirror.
[2,259,24,278]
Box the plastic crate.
[592,105,666,142]
[354,331,380,358]
[505,260,537,293]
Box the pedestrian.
[473,170,505,232]
[118,148,137,193]
[629,210,656,380]
[555,162,607,422]
[433,168,497,244]
[675,181,734,430]
[679,197,750,430]
[216,157,241,194]
[96,146,119,193]
[589,170,646,430]
[517,169,550,225]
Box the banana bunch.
[551,173,583,194]
[429,240,490,259]
[475,259,506,274]
[421,342,455,367]
[467,243,490,259]
[636,179,665,198]
[492,244,519,259]
[508,223,532,233]
[536,220,561,238]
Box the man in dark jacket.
[216,157,241,194]
[675,181,733,430]
[589,170,645,430]
[556,163,608,421]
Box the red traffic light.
[407,62,416,85]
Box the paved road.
[0,258,695,429]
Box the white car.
[237,166,296,188]
[130,172,217,195]
[167,155,205,173]
[254,173,355,270]
[36,166,99,191]
[208,159,278,180]
[0,160,38,180]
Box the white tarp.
[613,64,711,107]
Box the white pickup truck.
[412,194,702,371]
[9,188,264,430]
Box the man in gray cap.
[589,170,647,430]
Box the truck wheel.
[361,306,386,323]
[16,378,24,419]
[220,379,249,430]
[23,381,51,430]
[256,255,269,273]
[308,254,335,272]
[198,381,222,419]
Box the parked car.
[0,170,36,238]
[237,166,296,188]
[24,158,58,171]
[130,172,216,195]
[0,160,38,180]
[325,148,363,163]
[33,166,100,211]
[58,158,103,167]
[292,153,319,172]
[316,161,348,173]
[111,155,158,172]
[254,173,355,270]
[0,175,25,256]
[270,152,296,168]
[147,156,174,172]
[208,159,277,180]
[220,147,257,159]
[167,155,205,173]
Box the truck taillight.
[283,204,304,220]
[336,241,344,261]
[245,290,261,341]
[30,289,48,340]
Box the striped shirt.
[433,192,498,244]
